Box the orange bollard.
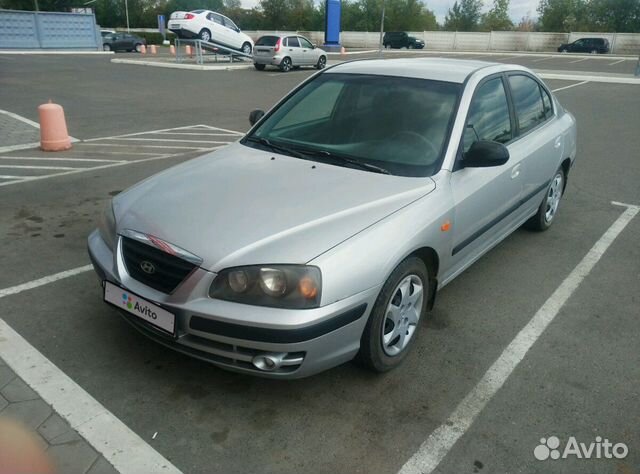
[38,100,72,152]
[150,44,157,54]
[340,46,346,56]
[140,44,147,54]
[169,44,176,55]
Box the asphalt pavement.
[0,54,638,474]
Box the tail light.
[184,13,195,19]
[274,38,282,52]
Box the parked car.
[102,33,146,52]
[253,35,326,72]
[558,37,610,54]
[168,10,253,55]
[383,31,425,49]
[89,58,576,379]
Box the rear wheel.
[357,257,428,372]
[315,55,326,69]
[279,56,292,72]
[241,42,252,55]
[525,166,565,231]
[103,44,111,51]
[253,63,265,71]
[199,29,211,42]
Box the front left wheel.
[357,256,429,372]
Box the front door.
[447,75,523,276]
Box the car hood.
[114,142,435,272]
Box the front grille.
[121,237,196,293]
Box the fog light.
[252,353,286,371]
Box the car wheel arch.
[561,157,571,192]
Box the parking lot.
[0,51,638,474]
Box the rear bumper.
[88,230,379,379]
[253,54,284,66]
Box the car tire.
[590,49,598,54]
[241,42,252,55]
[254,63,265,71]
[384,43,390,49]
[199,29,212,42]
[279,57,292,72]
[103,44,111,51]
[315,55,326,69]
[134,43,142,53]
[524,166,566,231]
[356,256,429,372]
[408,44,414,49]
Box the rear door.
[448,74,522,271]
[284,36,303,65]
[298,36,315,65]
[506,74,563,215]
[206,12,228,45]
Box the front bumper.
[88,230,378,378]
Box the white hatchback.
[168,9,254,55]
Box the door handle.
[554,136,562,149]
[510,164,521,179]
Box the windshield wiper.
[245,136,307,159]
[301,149,391,175]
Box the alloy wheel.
[381,274,424,356]
[544,172,564,224]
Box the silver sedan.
[252,34,326,72]
[88,58,577,378]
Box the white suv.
[168,10,254,55]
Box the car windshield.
[256,36,280,46]
[245,73,460,177]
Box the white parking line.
[0,265,93,298]
[0,164,79,170]
[398,201,639,474]
[551,80,590,92]
[0,156,125,163]
[531,56,552,62]
[152,132,239,136]
[0,316,182,474]
[82,143,213,150]
[608,59,626,66]
[0,108,41,128]
[107,138,231,144]
[569,57,589,63]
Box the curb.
[110,58,252,71]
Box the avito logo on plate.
[534,435,629,461]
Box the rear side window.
[286,37,300,48]
[207,13,223,24]
[509,75,546,134]
[256,36,279,46]
[463,77,512,152]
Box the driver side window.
[463,77,512,153]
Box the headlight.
[98,201,116,250]
[209,265,321,309]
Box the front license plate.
[104,281,176,336]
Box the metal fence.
[0,9,101,50]
[240,30,640,55]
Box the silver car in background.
[253,34,327,72]
[89,59,576,379]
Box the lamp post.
[125,0,130,32]
[378,0,385,57]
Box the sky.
[239,0,540,24]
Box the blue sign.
[158,14,166,39]
[324,0,341,46]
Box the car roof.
[326,58,508,84]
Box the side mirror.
[312,43,316,49]
[463,140,509,167]
[249,109,265,126]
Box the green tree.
[588,0,640,32]
[537,0,589,31]
[481,0,513,30]
[444,0,483,30]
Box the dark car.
[383,32,425,49]
[558,37,609,54]
[102,33,147,52]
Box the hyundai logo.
[140,260,156,274]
